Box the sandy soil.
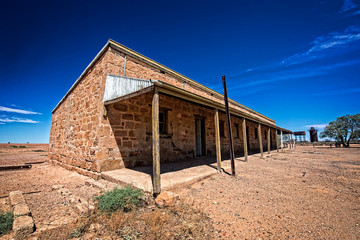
[175,145,360,239]
[1,144,359,239]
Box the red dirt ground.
[1,144,359,239]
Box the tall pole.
[222,76,235,176]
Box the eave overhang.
[103,75,292,133]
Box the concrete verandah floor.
[101,151,277,192]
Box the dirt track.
[0,144,359,239]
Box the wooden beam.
[276,129,279,152]
[258,123,263,158]
[280,130,284,151]
[214,109,222,172]
[242,118,248,162]
[152,87,161,195]
[267,127,271,154]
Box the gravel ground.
[174,145,360,239]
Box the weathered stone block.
[13,216,35,240]
[13,203,31,217]
[122,113,133,120]
[9,191,25,207]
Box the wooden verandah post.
[276,129,279,152]
[214,109,222,172]
[280,130,284,152]
[152,87,161,195]
[258,123,263,158]
[267,127,271,154]
[242,118,248,162]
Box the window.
[159,110,167,134]
[234,124,239,138]
[220,121,225,137]
[264,130,267,140]
[254,127,258,139]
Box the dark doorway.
[195,118,206,157]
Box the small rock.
[51,185,64,191]
[213,201,218,204]
[89,223,101,232]
[75,203,89,216]
[155,191,179,207]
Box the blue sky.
[0,0,359,143]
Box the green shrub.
[0,211,14,235]
[96,186,143,213]
[18,146,26,148]
[10,145,18,148]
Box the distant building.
[294,131,306,142]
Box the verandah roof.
[103,75,292,134]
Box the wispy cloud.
[339,0,357,13]
[0,106,41,115]
[283,25,360,65]
[299,87,360,97]
[0,117,39,124]
[228,59,360,91]
[304,124,328,129]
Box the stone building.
[49,39,292,192]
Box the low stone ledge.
[50,159,101,180]
[10,191,35,239]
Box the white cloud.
[304,124,328,129]
[0,106,41,115]
[283,25,360,65]
[0,117,39,124]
